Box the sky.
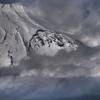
[0,0,19,4]
[0,0,100,100]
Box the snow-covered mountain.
[28,29,78,56]
[0,3,81,67]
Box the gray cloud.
[22,0,100,47]
[0,76,100,100]
[0,44,100,99]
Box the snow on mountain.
[0,3,79,67]
[28,29,78,56]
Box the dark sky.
[0,0,19,4]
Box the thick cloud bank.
[0,0,100,100]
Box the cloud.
[0,45,100,99]
[0,39,100,99]
[0,76,100,100]
[21,0,100,47]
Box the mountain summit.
[28,29,78,56]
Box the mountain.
[28,29,78,56]
[0,3,82,67]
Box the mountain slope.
[0,3,85,67]
[0,3,42,67]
